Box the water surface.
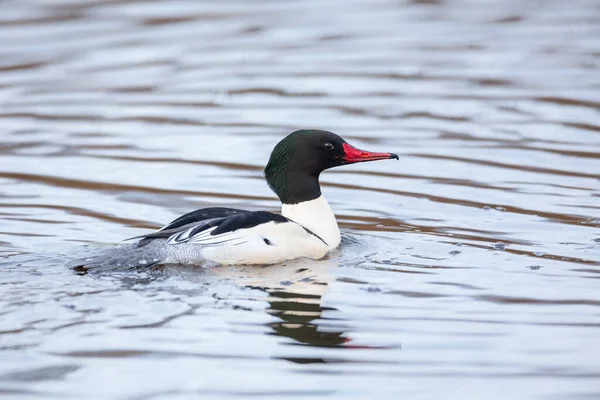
[1,0,600,399]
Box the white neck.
[281,195,341,249]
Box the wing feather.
[133,209,290,248]
[171,211,289,246]
[126,207,249,247]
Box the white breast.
[281,195,341,249]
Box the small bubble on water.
[299,277,313,282]
[482,205,492,210]
[449,250,461,255]
[528,265,542,270]
[534,251,545,257]
[363,286,382,293]
[493,241,506,251]
[138,259,148,265]
[455,242,463,247]
[279,280,293,286]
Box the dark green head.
[264,129,398,204]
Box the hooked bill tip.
[390,153,399,160]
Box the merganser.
[71,129,397,270]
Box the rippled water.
[1,0,600,398]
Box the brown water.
[1,0,600,398]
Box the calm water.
[1,0,600,398]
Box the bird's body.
[71,130,397,270]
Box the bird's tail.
[67,240,168,273]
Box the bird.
[71,129,397,271]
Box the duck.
[72,129,397,270]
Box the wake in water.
[67,240,170,273]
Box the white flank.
[281,195,341,249]
[196,221,329,265]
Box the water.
[1,0,600,398]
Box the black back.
[134,208,290,246]
[134,207,246,246]
[209,211,288,236]
[162,207,247,231]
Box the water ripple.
[1,0,599,399]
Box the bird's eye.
[323,143,334,151]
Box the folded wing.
[130,208,290,248]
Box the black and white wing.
[131,207,290,247]
[166,211,290,246]
[130,207,247,247]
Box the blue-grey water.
[1,0,599,399]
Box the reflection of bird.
[71,130,397,271]
[209,258,350,359]
[267,291,349,354]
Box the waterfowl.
[73,129,397,269]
